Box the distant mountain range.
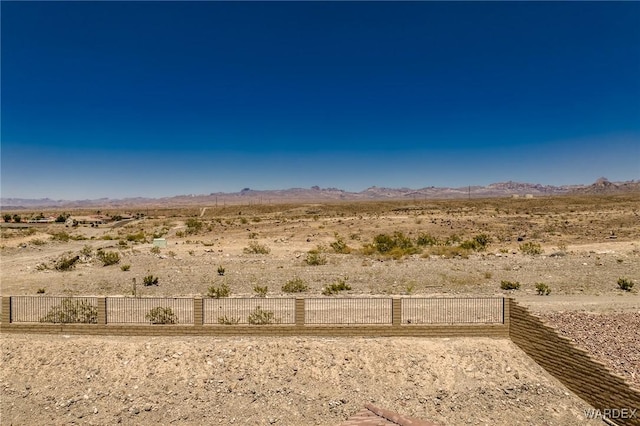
[2,178,638,209]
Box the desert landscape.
[1,193,639,425]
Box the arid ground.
[1,194,638,425]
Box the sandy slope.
[1,335,601,426]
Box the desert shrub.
[39,298,98,324]
[31,239,46,246]
[282,278,308,293]
[55,254,80,271]
[120,264,131,271]
[207,282,230,298]
[460,234,491,252]
[126,231,146,243]
[330,234,351,254]
[150,246,161,254]
[617,277,634,292]
[97,250,120,266]
[143,274,159,286]
[50,231,71,242]
[416,233,438,247]
[500,280,521,290]
[3,214,12,222]
[535,282,551,295]
[217,266,225,276]
[305,248,327,265]
[253,285,268,298]
[519,242,542,255]
[243,241,271,254]
[322,277,351,295]
[247,306,276,325]
[80,245,93,256]
[218,315,240,325]
[185,218,203,235]
[145,307,177,324]
[36,288,45,294]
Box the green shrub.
[145,307,178,324]
[305,248,327,265]
[617,277,634,291]
[535,282,551,295]
[217,266,225,276]
[253,285,268,298]
[519,242,542,255]
[120,264,131,271]
[460,234,491,252]
[126,231,146,243]
[40,298,98,324]
[97,250,120,266]
[243,241,271,254]
[416,233,438,247]
[185,218,203,235]
[247,306,276,325]
[207,282,230,298]
[322,277,351,295]
[218,315,240,325]
[500,280,521,290]
[330,234,351,254]
[143,274,159,286]
[50,231,71,242]
[282,278,308,293]
[55,254,80,271]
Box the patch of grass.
[126,231,146,243]
[282,278,308,293]
[97,250,120,266]
[322,277,351,295]
[150,246,161,254]
[217,265,225,276]
[218,315,240,325]
[500,280,521,290]
[416,233,438,247]
[243,241,271,254]
[247,306,276,325]
[253,285,268,298]
[146,307,178,324]
[519,242,543,255]
[143,274,159,286]
[305,247,327,265]
[39,298,97,324]
[120,264,131,271]
[535,282,551,295]
[460,234,491,252]
[617,277,634,292]
[207,282,230,298]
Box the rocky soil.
[1,335,602,426]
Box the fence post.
[295,298,305,327]
[392,298,401,327]
[97,298,107,325]
[2,297,11,324]
[503,297,511,329]
[193,298,203,326]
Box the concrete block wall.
[508,299,640,426]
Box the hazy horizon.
[2,2,639,200]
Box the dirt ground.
[1,195,638,425]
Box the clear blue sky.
[2,1,639,200]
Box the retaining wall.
[508,299,640,426]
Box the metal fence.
[6,296,505,326]
[204,298,295,325]
[305,298,393,325]
[401,297,504,324]
[11,296,99,323]
[106,297,193,324]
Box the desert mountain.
[1,178,637,209]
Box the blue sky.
[2,2,639,200]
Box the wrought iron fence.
[106,297,193,324]
[305,298,393,325]
[401,297,504,324]
[204,298,295,325]
[11,296,99,323]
